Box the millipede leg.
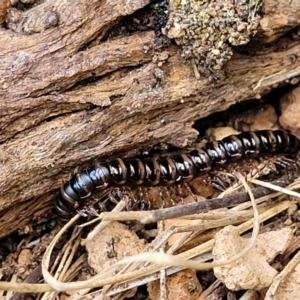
[56,130,300,220]
[183,183,197,202]
[274,156,298,169]
[144,188,151,210]
[176,184,185,205]
[137,187,145,210]
[158,187,166,208]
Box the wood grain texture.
[1,0,300,237]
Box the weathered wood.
[0,30,156,141]
[1,0,300,237]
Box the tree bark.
[1,0,300,238]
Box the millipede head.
[55,194,76,221]
[55,184,81,220]
[54,129,300,221]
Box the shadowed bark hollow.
[1,0,300,238]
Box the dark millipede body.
[56,130,300,219]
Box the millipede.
[55,130,300,219]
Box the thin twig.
[100,172,300,224]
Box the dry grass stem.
[36,172,299,297]
[265,245,300,299]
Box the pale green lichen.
[163,0,263,80]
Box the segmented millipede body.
[56,130,300,219]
